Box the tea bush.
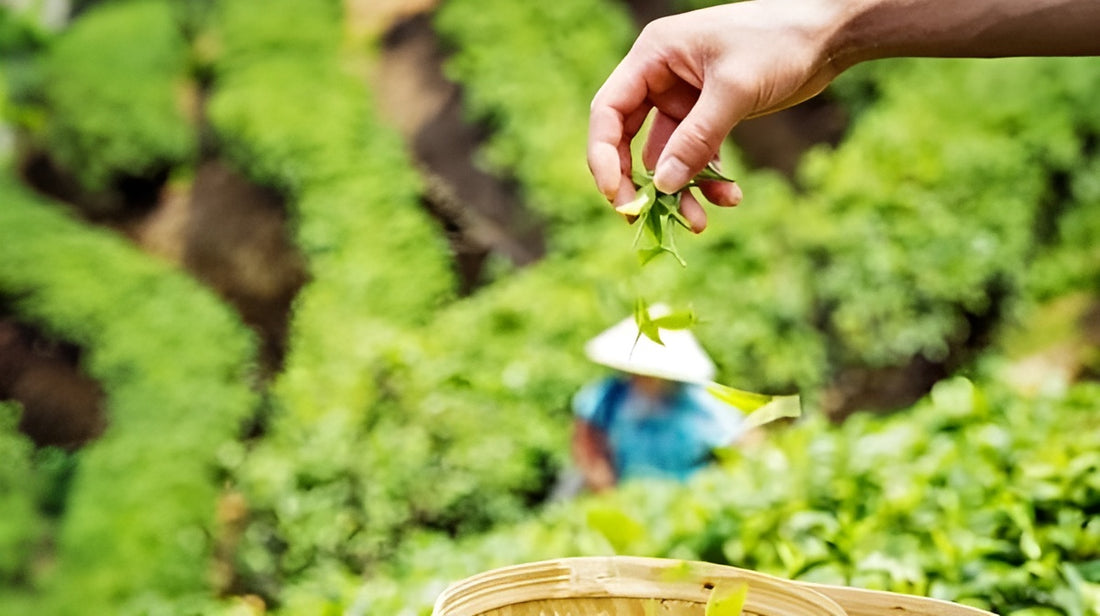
[359,373,1100,615]
[207,0,458,604]
[41,0,196,190]
[0,175,258,615]
[0,402,39,584]
[434,0,635,241]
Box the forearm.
[572,420,616,491]
[828,0,1100,66]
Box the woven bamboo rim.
[431,556,996,616]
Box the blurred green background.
[1,1,1098,614]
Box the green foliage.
[206,0,459,603]
[434,0,636,238]
[0,4,49,58]
[637,57,1100,393]
[359,374,1100,615]
[1027,153,1100,299]
[42,0,196,190]
[0,174,258,614]
[795,58,1098,367]
[0,5,50,55]
[0,402,40,584]
[211,0,342,65]
[209,0,456,423]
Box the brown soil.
[0,318,105,448]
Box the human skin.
[572,418,616,492]
[587,0,1100,232]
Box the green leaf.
[707,380,802,428]
[650,308,697,331]
[633,298,664,348]
[741,395,803,429]
[705,581,748,616]
[633,302,699,348]
[617,182,656,217]
[694,160,736,183]
[637,246,667,266]
[705,382,774,412]
[644,204,665,245]
[586,504,645,554]
[638,320,664,346]
[662,218,687,267]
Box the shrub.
[358,374,1100,615]
[0,173,258,614]
[41,0,196,190]
[0,402,40,585]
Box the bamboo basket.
[432,556,996,616]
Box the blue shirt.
[573,377,744,483]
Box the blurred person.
[567,307,748,494]
[587,0,1100,230]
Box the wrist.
[817,0,898,68]
[755,0,868,73]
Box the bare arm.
[840,0,1100,63]
[588,0,1100,227]
[571,419,617,492]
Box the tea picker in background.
[566,307,750,494]
[587,0,1100,224]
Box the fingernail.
[654,156,690,194]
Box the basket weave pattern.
[432,557,996,616]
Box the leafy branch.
[616,161,735,267]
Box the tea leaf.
[705,382,802,427]
[617,182,656,217]
[705,581,748,616]
[585,504,645,553]
[663,218,687,267]
[694,160,736,183]
[741,395,802,429]
[627,160,737,265]
[633,298,664,348]
[705,382,774,412]
[650,309,697,331]
[638,247,667,266]
[632,301,699,349]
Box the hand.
[587,0,847,231]
[588,0,1100,232]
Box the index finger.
[587,59,657,201]
[587,105,631,201]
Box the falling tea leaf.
[632,299,698,350]
[740,395,803,430]
[705,382,774,412]
[706,381,802,428]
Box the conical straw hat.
[585,305,715,384]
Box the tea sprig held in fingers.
[616,161,736,267]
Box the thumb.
[652,80,747,194]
